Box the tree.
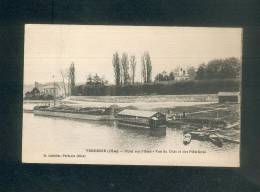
[145,52,152,83]
[169,71,175,80]
[121,52,130,85]
[205,57,241,79]
[60,70,67,97]
[112,52,120,86]
[161,71,168,81]
[130,55,136,84]
[86,74,93,85]
[187,66,196,80]
[93,73,102,85]
[222,57,241,78]
[206,59,222,79]
[141,54,147,83]
[69,62,76,95]
[155,73,163,82]
[155,71,173,82]
[196,63,206,80]
[86,73,107,86]
[195,57,241,80]
[141,52,152,83]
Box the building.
[175,68,190,81]
[35,82,66,98]
[218,92,240,103]
[116,109,166,129]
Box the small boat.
[183,133,192,145]
[214,134,240,144]
[183,130,223,147]
[188,131,210,141]
[208,134,223,147]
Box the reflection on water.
[22,113,239,155]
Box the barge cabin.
[117,109,167,129]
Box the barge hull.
[34,110,114,121]
[118,121,150,129]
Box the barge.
[33,105,115,121]
[116,109,167,129]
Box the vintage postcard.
[23,24,241,167]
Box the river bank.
[24,94,217,111]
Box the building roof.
[38,83,62,90]
[42,85,56,89]
[118,109,160,118]
[218,92,240,96]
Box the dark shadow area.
[0,0,260,191]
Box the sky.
[24,24,242,85]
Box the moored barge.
[116,109,167,129]
[33,105,115,121]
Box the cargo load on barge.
[33,105,116,121]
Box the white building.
[35,82,67,98]
[175,68,190,81]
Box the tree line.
[196,57,241,80]
[154,57,240,82]
[112,51,152,86]
[75,78,240,96]
[86,73,108,86]
[71,56,241,97]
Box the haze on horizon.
[24,24,242,85]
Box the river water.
[22,111,239,165]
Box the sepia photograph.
[22,24,241,166]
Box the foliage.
[155,71,175,81]
[86,73,107,86]
[145,52,152,83]
[76,79,240,96]
[196,57,241,80]
[69,62,76,95]
[141,54,147,83]
[112,52,121,86]
[130,55,136,84]
[60,70,68,96]
[141,52,152,83]
[196,63,207,80]
[187,66,196,80]
[113,51,152,85]
[121,52,130,85]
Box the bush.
[75,79,240,96]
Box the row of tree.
[112,51,152,86]
[155,71,176,81]
[196,57,241,80]
[75,78,240,96]
[154,57,240,82]
[86,73,108,86]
